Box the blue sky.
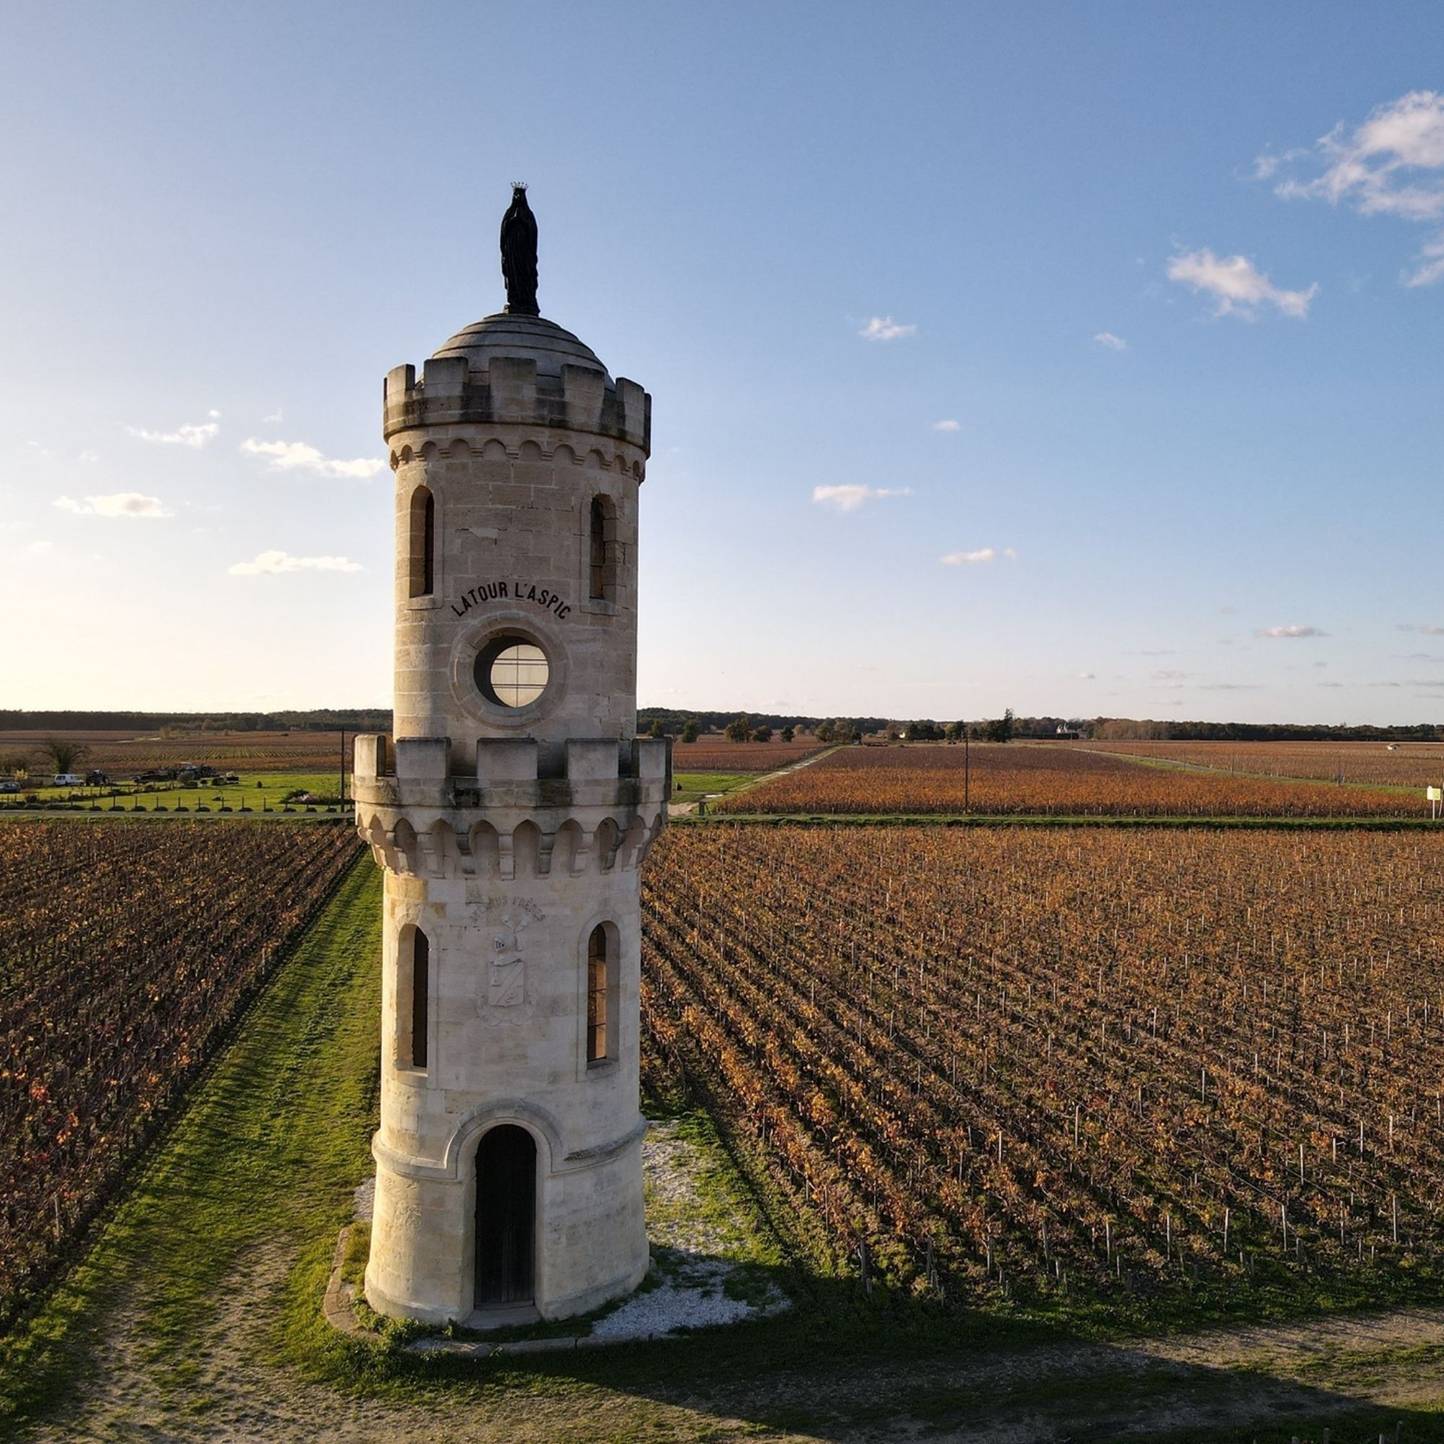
[3,2,1443,723]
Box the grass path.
[0,854,382,1433]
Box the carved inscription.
[452,580,571,621]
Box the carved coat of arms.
[480,896,545,1023]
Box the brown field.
[642,824,1444,1315]
[1078,739,1444,790]
[715,741,1416,816]
[0,729,353,778]
[0,820,362,1326]
[670,735,826,772]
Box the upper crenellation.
[383,312,650,454]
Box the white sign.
[1429,786,1442,802]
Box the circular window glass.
[475,636,549,708]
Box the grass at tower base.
[641,823,1444,1331]
[0,820,363,1332]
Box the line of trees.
[0,709,391,733]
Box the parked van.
[52,773,83,787]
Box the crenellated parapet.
[383,354,650,455]
[352,733,669,881]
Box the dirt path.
[27,1255,1444,1444]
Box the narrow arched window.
[589,494,617,602]
[589,497,607,600]
[586,924,608,1064]
[411,928,429,1068]
[409,486,435,598]
[399,924,429,1069]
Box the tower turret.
[353,190,664,1324]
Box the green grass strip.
[0,856,382,1429]
[682,812,1442,830]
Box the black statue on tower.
[500,184,539,316]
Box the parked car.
[0,780,19,794]
[52,773,84,787]
[85,770,111,786]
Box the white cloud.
[1167,249,1317,319]
[858,316,916,342]
[1257,624,1328,639]
[1275,92,1444,219]
[811,484,912,512]
[240,438,386,480]
[54,492,173,518]
[1405,233,1444,287]
[76,450,100,464]
[1267,92,1444,287]
[262,408,284,424]
[940,546,1018,566]
[127,418,219,448]
[26,539,53,555]
[931,419,961,432]
[1076,671,1097,680]
[1093,331,1128,351]
[1399,622,1444,636]
[228,549,363,576]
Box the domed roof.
[431,313,611,383]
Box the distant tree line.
[10,707,1436,746]
[638,707,890,736]
[1091,717,1443,742]
[0,709,392,733]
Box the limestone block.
[422,355,468,401]
[396,737,449,781]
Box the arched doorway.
[474,1125,536,1306]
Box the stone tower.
[353,188,666,1325]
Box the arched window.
[589,494,617,602]
[586,924,609,1064]
[400,924,429,1069]
[408,485,435,598]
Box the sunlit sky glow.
[3,3,1443,723]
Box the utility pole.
[339,728,347,807]
[964,726,970,813]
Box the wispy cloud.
[1397,622,1444,636]
[127,413,219,448]
[940,546,1018,566]
[931,419,961,432]
[228,549,363,576]
[1264,92,1444,286]
[811,484,912,512]
[1258,624,1328,639]
[1167,249,1317,319]
[54,492,172,519]
[1093,331,1128,351]
[858,316,916,342]
[240,438,386,480]
[262,408,284,424]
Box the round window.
[475,636,549,708]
